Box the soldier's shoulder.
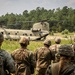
[0,49,12,60]
[12,49,18,53]
[26,49,33,55]
[38,47,46,51]
[11,49,20,56]
[36,47,43,51]
[50,44,56,49]
[0,49,5,53]
[0,49,9,55]
[50,44,56,47]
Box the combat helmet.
[58,44,74,57]
[55,38,61,44]
[19,37,29,45]
[43,39,51,46]
[0,32,4,42]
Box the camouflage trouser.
[35,68,46,75]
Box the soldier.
[45,44,75,75]
[50,38,61,53]
[0,32,15,75]
[34,39,54,75]
[11,37,35,75]
[50,38,61,62]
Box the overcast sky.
[0,0,75,16]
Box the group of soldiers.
[0,32,75,75]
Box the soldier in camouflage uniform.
[50,38,61,62]
[0,32,15,75]
[11,37,35,75]
[50,38,61,53]
[34,39,54,75]
[45,44,75,75]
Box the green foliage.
[28,41,43,52]
[0,6,75,32]
[1,39,72,53]
[1,40,43,53]
[2,40,20,53]
[61,29,69,34]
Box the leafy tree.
[0,6,75,32]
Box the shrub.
[61,29,69,35]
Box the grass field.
[1,39,73,53]
[1,38,74,75]
[1,32,74,53]
[1,40,43,53]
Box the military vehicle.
[0,21,49,41]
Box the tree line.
[0,6,75,32]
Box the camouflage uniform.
[0,33,15,75]
[50,38,61,53]
[50,38,61,62]
[45,44,75,75]
[34,39,54,75]
[12,37,35,75]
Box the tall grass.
[1,39,73,75]
[1,39,72,53]
[1,40,43,53]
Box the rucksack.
[14,49,34,74]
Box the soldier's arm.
[30,51,36,68]
[11,49,17,59]
[34,49,38,61]
[51,50,55,60]
[4,51,15,73]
